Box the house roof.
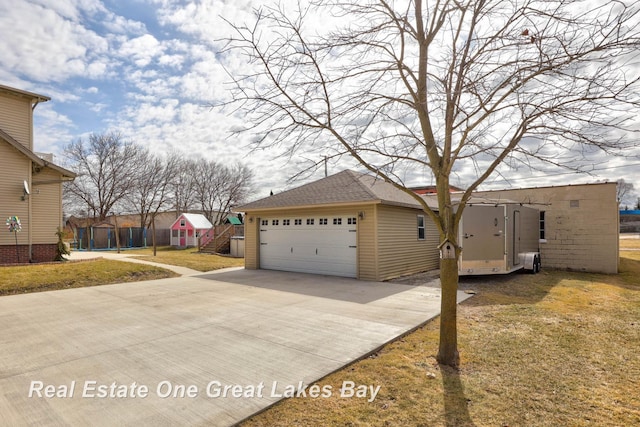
[173,213,213,229]
[0,127,76,178]
[238,170,428,211]
[0,84,50,103]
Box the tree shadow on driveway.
[194,269,433,304]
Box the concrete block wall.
[474,182,619,274]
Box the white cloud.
[118,34,164,67]
[0,1,110,83]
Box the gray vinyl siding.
[376,204,440,281]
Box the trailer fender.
[520,252,541,273]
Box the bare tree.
[126,149,177,228]
[190,160,254,224]
[169,155,198,215]
[125,150,178,255]
[192,159,227,223]
[617,179,635,206]
[222,0,640,366]
[216,163,254,224]
[64,132,142,221]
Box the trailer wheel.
[531,255,541,274]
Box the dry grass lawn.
[127,246,245,272]
[0,259,177,296]
[242,250,640,426]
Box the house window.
[347,217,357,225]
[539,211,546,241]
[307,218,315,225]
[261,219,268,226]
[294,219,302,225]
[417,215,425,240]
[283,219,290,226]
[319,218,328,225]
[180,219,186,227]
[272,219,279,226]
[333,218,342,225]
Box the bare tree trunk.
[114,215,121,254]
[152,217,157,257]
[438,258,460,368]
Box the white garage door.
[259,214,357,277]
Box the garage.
[259,214,357,277]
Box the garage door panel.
[259,215,357,278]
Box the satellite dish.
[23,180,30,195]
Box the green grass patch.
[241,253,640,427]
[0,259,177,296]
[125,246,245,272]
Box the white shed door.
[259,215,357,278]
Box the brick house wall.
[0,244,57,264]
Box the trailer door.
[462,206,505,261]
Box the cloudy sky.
[2,0,639,204]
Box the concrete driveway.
[0,269,471,426]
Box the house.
[238,170,620,280]
[237,170,440,280]
[0,84,76,264]
[170,213,213,247]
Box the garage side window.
[417,215,425,240]
[539,211,546,241]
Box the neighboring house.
[238,170,619,280]
[170,213,213,247]
[473,182,619,274]
[0,84,76,264]
[238,170,440,280]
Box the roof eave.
[236,200,381,213]
[0,84,50,103]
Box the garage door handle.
[349,245,357,248]
[260,243,267,245]
[291,247,293,253]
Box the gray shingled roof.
[238,170,426,211]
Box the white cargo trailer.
[458,203,541,275]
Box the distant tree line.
[63,132,253,227]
